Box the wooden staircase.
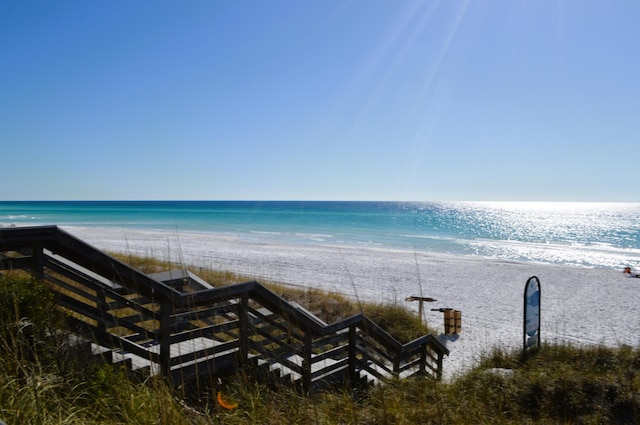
[0,225,449,393]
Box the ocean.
[1,200,640,270]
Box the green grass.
[1,258,639,424]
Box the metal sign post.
[523,276,541,351]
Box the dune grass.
[0,256,639,424]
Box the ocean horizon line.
[3,199,640,204]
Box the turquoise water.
[2,201,640,270]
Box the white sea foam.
[63,225,640,381]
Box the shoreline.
[58,226,640,379]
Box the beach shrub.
[362,303,432,343]
[0,273,64,370]
[450,344,640,424]
[269,284,360,324]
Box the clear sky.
[1,1,638,202]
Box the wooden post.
[393,351,401,377]
[302,331,313,394]
[436,350,443,380]
[31,242,44,280]
[419,343,427,375]
[158,298,172,380]
[238,293,249,365]
[97,287,107,332]
[348,325,357,388]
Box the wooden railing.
[0,226,449,392]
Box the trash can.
[443,309,462,335]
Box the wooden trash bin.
[454,310,462,334]
[443,309,462,335]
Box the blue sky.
[1,1,639,202]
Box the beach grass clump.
[265,284,434,342]
[0,272,194,425]
[83,368,187,425]
[0,273,65,374]
[266,283,360,324]
[448,344,640,424]
[109,252,172,274]
[361,303,432,343]
[110,252,245,285]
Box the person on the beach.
[623,267,640,278]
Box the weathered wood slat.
[249,306,305,341]
[311,358,348,381]
[122,333,153,343]
[45,255,112,293]
[169,339,239,367]
[397,357,422,374]
[56,293,161,339]
[172,302,238,323]
[358,316,403,351]
[358,361,390,382]
[279,356,305,377]
[251,322,303,350]
[48,275,99,304]
[310,343,349,363]
[169,320,239,345]
[356,338,395,364]
[246,338,303,366]
[66,316,161,364]
[312,331,349,351]
[51,228,180,303]
[356,346,394,376]
[0,225,57,250]
[46,255,160,319]
[251,324,303,355]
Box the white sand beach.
[67,226,640,381]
